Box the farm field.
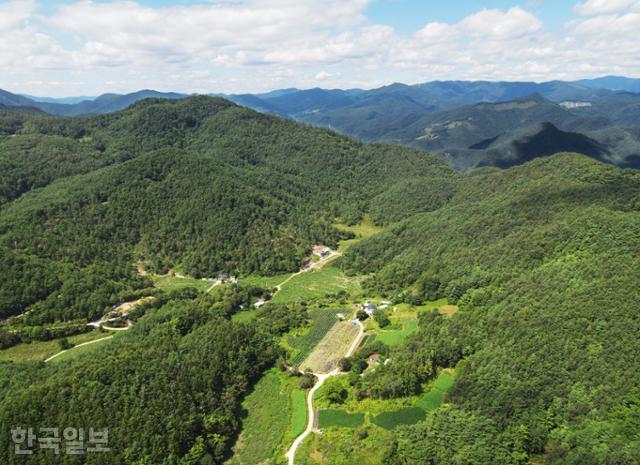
[286,308,342,366]
[239,273,292,289]
[272,264,363,304]
[0,330,110,363]
[318,409,364,428]
[151,274,213,293]
[226,369,305,465]
[300,320,360,373]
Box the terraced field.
[300,320,361,373]
[287,309,340,366]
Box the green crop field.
[272,265,362,304]
[290,389,308,439]
[0,330,111,363]
[287,308,341,366]
[239,273,292,289]
[318,409,364,429]
[371,407,426,430]
[226,369,292,465]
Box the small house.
[368,353,383,367]
[254,300,265,309]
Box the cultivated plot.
[300,320,360,373]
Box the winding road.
[285,319,365,465]
[44,335,114,363]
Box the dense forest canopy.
[342,154,640,464]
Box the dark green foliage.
[373,309,390,328]
[0,289,279,465]
[387,406,528,465]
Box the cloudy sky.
[2,0,640,97]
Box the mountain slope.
[439,122,612,171]
[0,96,457,321]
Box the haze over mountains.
[1,76,640,171]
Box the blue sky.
[1,0,640,96]
[365,0,575,34]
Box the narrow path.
[44,336,114,363]
[285,320,364,465]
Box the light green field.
[231,310,257,323]
[290,389,308,439]
[0,330,110,363]
[239,273,292,289]
[227,369,305,465]
[272,265,363,303]
[151,275,212,293]
[373,317,418,346]
[334,215,384,252]
[416,370,455,412]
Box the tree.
[324,383,348,404]
[356,309,368,321]
[338,357,352,372]
[373,309,390,328]
[58,338,74,350]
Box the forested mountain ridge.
[342,153,640,464]
[0,96,457,322]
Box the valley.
[0,95,639,465]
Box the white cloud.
[0,0,639,96]
[459,7,543,39]
[315,71,333,80]
[575,0,637,15]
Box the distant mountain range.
[1,76,639,170]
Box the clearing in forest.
[300,320,361,373]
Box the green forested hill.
[0,97,456,321]
[343,153,640,464]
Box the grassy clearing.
[318,409,364,429]
[151,275,212,293]
[286,308,339,366]
[49,335,115,364]
[0,330,109,363]
[301,320,360,373]
[231,310,257,323]
[227,369,303,465]
[297,424,394,465]
[290,389,308,440]
[374,317,418,346]
[272,264,363,304]
[239,273,292,289]
[371,407,426,430]
[334,215,384,252]
[416,370,455,412]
